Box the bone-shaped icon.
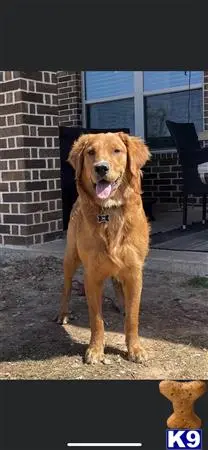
[159,380,207,429]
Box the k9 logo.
[166,429,202,449]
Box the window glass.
[85,71,134,101]
[143,71,203,92]
[145,89,203,147]
[87,98,135,135]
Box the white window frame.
[82,71,203,145]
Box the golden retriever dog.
[55,132,150,364]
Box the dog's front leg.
[121,268,147,363]
[84,272,105,364]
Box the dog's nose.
[94,162,109,177]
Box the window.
[143,71,202,91]
[143,71,203,148]
[87,98,135,134]
[84,71,135,134]
[83,71,204,149]
[85,71,134,101]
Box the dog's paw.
[53,310,78,324]
[85,345,105,365]
[53,313,70,324]
[127,342,147,364]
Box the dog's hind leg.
[54,246,81,325]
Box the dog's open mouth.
[93,178,120,199]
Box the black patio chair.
[166,120,208,229]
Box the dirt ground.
[0,249,208,380]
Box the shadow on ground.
[0,254,208,379]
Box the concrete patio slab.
[1,206,208,275]
[147,248,208,276]
[1,238,208,276]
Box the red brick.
[0,138,7,148]
[43,231,62,242]
[0,224,10,234]
[1,79,20,92]
[15,91,44,103]
[0,204,10,213]
[0,182,9,192]
[7,116,15,126]
[19,181,47,192]
[32,171,39,180]
[18,72,43,81]
[12,226,19,235]
[16,114,44,125]
[41,190,61,201]
[4,235,34,245]
[21,223,49,235]
[10,183,18,192]
[37,105,57,115]
[0,161,8,170]
[36,82,57,93]
[0,116,6,126]
[0,149,30,159]
[20,203,48,213]
[0,93,5,104]
[34,235,41,244]
[38,127,58,137]
[154,192,171,197]
[40,170,60,179]
[0,103,28,115]
[16,137,45,147]
[2,171,30,181]
[3,192,32,203]
[47,159,53,168]
[159,185,177,191]
[18,159,46,169]
[3,214,33,224]
[42,211,62,222]
[11,204,19,213]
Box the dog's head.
[68,132,150,202]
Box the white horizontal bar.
[143,83,202,96]
[85,94,134,104]
[67,444,142,447]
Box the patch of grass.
[186,276,208,289]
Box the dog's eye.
[114,149,121,153]
[88,148,95,156]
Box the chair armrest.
[197,162,208,184]
[198,131,208,141]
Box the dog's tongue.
[96,181,112,199]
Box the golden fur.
[56,132,151,364]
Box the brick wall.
[143,152,180,206]
[57,71,82,127]
[0,71,62,246]
[143,152,203,209]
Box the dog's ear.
[68,134,89,179]
[117,132,151,177]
